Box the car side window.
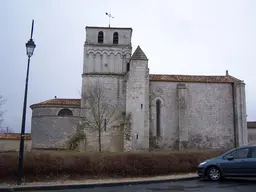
[231,148,249,159]
[249,147,256,158]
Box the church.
[30,26,248,152]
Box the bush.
[0,150,225,181]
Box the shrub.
[0,150,225,181]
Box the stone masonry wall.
[83,27,132,74]
[149,81,235,150]
[234,82,248,146]
[125,59,149,151]
[81,75,126,152]
[31,106,80,149]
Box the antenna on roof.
[105,9,114,28]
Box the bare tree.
[67,79,133,152]
[0,95,5,128]
[80,79,123,152]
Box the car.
[197,145,256,181]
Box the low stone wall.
[0,133,32,152]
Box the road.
[30,179,256,192]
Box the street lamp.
[17,20,36,185]
[26,39,36,58]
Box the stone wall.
[81,75,126,152]
[149,81,235,150]
[85,27,132,46]
[0,140,31,152]
[233,82,248,146]
[0,133,31,152]
[125,59,149,151]
[31,106,80,149]
[83,27,132,74]
[83,46,132,74]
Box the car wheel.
[206,166,222,181]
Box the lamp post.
[17,20,36,185]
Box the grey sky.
[1,0,255,133]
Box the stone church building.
[30,26,248,152]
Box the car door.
[219,147,250,176]
[243,147,256,176]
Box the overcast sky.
[1,0,255,132]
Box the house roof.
[149,74,242,83]
[248,121,256,129]
[30,98,81,109]
[130,46,148,61]
[0,133,31,140]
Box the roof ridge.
[150,74,242,83]
[150,74,229,77]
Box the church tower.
[80,26,133,151]
[125,46,150,151]
[82,26,133,74]
[81,26,133,107]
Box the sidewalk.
[0,173,198,191]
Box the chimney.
[54,96,57,99]
[225,70,229,76]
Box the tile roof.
[149,74,242,83]
[248,121,256,128]
[130,46,148,61]
[0,133,31,140]
[30,98,81,109]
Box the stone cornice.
[84,42,132,49]
[82,73,125,77]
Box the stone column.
[177,84,188,149]
[234,81,248,146]
[144,68,150,150]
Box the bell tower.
[82,26,133,74]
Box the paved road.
[30,178,256,192]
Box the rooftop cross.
[105,9,114,28]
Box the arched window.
[156,100,161,137]
[98,31,104,43]
[113,32,119,44]
[58,108,73,116]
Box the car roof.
[237,145,256,149]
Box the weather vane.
[105,9,114,28]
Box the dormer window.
[98,31,104,43]
[113,32,119,44]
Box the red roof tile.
[30,98,81,108]
[149,74,241,83]
[0,133,31,140]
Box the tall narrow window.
[156,100,161,137]
[113,32,119,44]
[104,118,107,131]
[126,62,130,72]
[98,31,104,43]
